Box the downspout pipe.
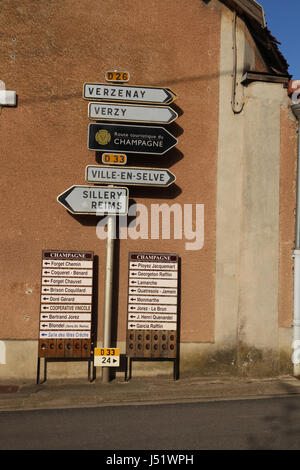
[292,103,300,376]
[231,11,244,114]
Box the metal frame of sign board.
[88,102,178,124]
[57,185,129,216]
[82,83,177,104]
[85,165,176,187]
[87,123,178,155]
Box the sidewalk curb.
[1,375,300,412]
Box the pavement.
[1,374,300,411]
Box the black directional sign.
[88,123,178,155]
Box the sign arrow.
[88,123,178,155]
[88,102,178,124]
[85,166,176,187]
[83,83,177,104]
[57,185,129,215]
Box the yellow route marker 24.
[105,71,130,82]
[102,153,127,165]
[94,347,120,367]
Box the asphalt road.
[1,396,300,450]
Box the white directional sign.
[41,286,92,295]
[128,287,177,296]
[127,253,179,334]
[129,261,178,271]
[128,295,177,305]
[42,277,93,286]
[128,304,177,313]
[57,185,129,215]
[85,166,176,187]
[39,251,94,345]
[83,83,177,104]
[129,270,178,279]
[40,322,91,330]
[42,268,92,277]
[129,279,178,288]
[40,313,91,321]
[40,331,90,339]
[41,304,92,312]
[127,322,177,331]
[41,295,92,304]
[88,102,178,124]
[128,313,177,322]
[43,259,93,269]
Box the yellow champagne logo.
[95,129,111,145]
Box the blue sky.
[258,0,299,78]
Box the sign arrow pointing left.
[57,185,129,215]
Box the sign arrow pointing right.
[85,166,176,187]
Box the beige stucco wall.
[214,5,296,375]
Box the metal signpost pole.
[102,214,115,383]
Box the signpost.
[57,185,129,215]
[88,102,178,124]
[83,83,177,104]
[88,123,178,155]
[54,71,180,383]
[126,253,179,370]
[86,166,176,187]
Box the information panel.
[126,252,179,359]
[38,250,94,359]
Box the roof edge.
[218,0,290,76]
[219,0,265,27]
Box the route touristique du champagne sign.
[87,123,178,155]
